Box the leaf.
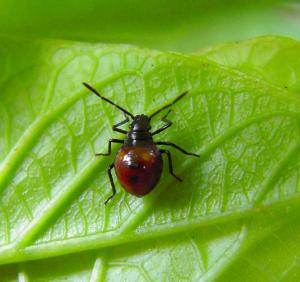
[198,36,300,93]
[1,36,300,281]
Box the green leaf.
[198,36,300,93]
[1,36,300,281]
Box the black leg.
[113,114,129,134]
[105,163,116,205]
[96,139,124,156]
[160,149,182,182]
[151,110,173,136]
[156,141,200,157]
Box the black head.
[130,114,151,131]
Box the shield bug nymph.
[83,82,199,204]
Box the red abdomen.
[114,145,163,197]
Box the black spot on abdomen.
[128,175,138,183]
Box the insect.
[83,82,200,204]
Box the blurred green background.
[0,0,300,51]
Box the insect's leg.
[151,110,173,136]
[105,162,116,205]
[96,139,124,156]
[156,141,200,157]
[113,114,129,134]
[160,149,182,182]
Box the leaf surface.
[198,36,300,92]
[1,36,300,281]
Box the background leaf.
[0,1,300,51]
[1,36,300,281]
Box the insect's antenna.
[149,91,188,120]
[83,82,134,119]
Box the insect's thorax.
[124,114,153,147]
[124,130,153,146]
